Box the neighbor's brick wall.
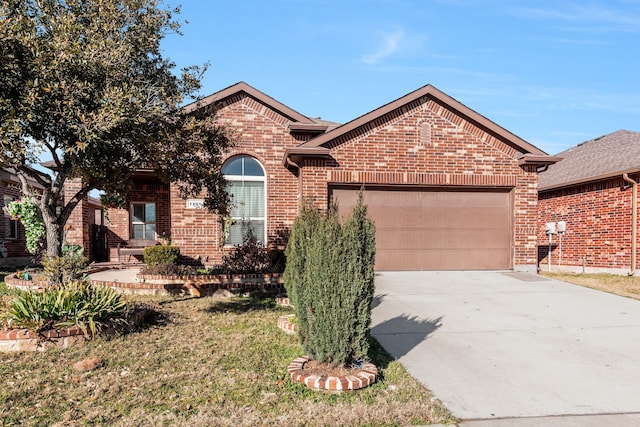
[168,92,301,266]
[538,176,636,270]
[0,181,29,257]
[300,96,539,269]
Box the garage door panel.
[378,228,510,250]
[333,188,513,271]
[379,248,511,270]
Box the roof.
[539,130,640,191]
[183,81,321,126]
[298,84,550,159]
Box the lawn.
[541,271,640,301]
[0,292,455,426]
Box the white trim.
[223,155,268,245]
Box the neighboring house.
[67,82,557,271]
[538,130,640,274]
[0,167,51,267]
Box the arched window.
[222,155,266,245]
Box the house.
[67,82,557,271]
[538,130,640,274]
[0,167,77,267]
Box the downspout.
[623,173,637,276]
[285,157,303,209]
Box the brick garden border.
[277,314,298,335]
[275,295,292,307]
[4,271,285,297]
[288,355,378,391]
[130,272,284,296]
[0,308,148,353]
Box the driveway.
[370,271,640,423]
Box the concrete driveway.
[371,271,640,424]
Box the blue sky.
[161,0,640,155]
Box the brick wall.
[138,93,301,266]
[538,176,636,271]
[104,178,170,261]
[0,181,29,258]
[64,178,90,255]
[300,96,539,270]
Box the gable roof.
[183,81,320,126]
[297,84,550,159]
[539,130,640,191]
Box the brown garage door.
[332,187,513,271]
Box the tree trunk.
[41,208,63,258]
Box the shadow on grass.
[206,295,277,314]
[123,303,171,334]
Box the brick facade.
[300,97,540,270]
[0,179,29,259]
[538,175,637,272]
[66,83,551,271]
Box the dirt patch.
[300,359,363,377]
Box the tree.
[0,0,233,258]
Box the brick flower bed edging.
[5,271,284,297]
[275,294,292,307]
[277,314,298,335]
[0,307,148,353]
[4,273,45,291]
[126,272,285,297]
[288,355,378,391]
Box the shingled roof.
[539,130,640,191]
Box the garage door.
[332,187,513,271]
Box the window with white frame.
[3,195,18,239]
[222,155,266,245]
[130,202,156,240]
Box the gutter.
[283,147,331,169]
[623,173,637,276]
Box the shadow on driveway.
[371,314,442,360]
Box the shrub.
[283,201,322,309]
[140,263,197,276]
[284,192,376,367]
[6,199,45,254]
[41,243,89,287]
[6,281,127,335]
[220,230,286,274]
[144,245,180,266]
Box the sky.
[160,0,640,155]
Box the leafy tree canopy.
[0,0,233,256]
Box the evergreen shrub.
[284,192,376,367]
[143,245,180,266]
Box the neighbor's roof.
[539,130,640,191]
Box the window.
[130,202,156,240]
[3,195,18,239]
[222,155,266,245]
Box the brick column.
[64,178,91,258]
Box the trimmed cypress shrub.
[284,201,322,349]
[283,192,376,367]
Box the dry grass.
[541,271,640,300]
[0,294,455,426]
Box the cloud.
[361,29,407,65]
